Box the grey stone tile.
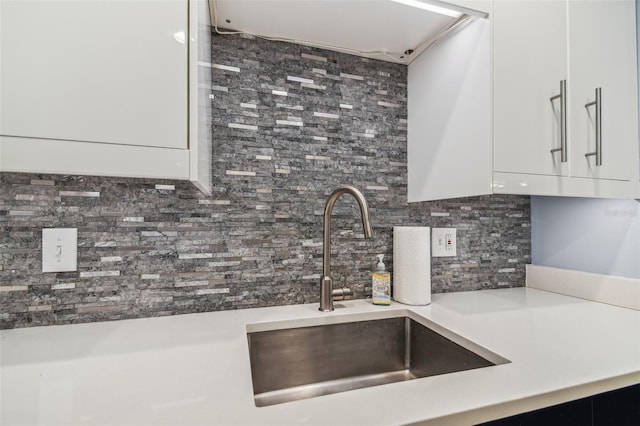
[0,30,530,329]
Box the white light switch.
[432,228,457,257]
[42,228,77,272]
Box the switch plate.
[42,228,77,272]
[432,228,457,257]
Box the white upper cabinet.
[0,0,210,185]
[409,0,639,201]
[494,0,639,191]
[1,0,187,149]
[493,0,568,177]
[568,0,638,181]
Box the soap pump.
[372,254,391,305]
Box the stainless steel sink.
[246,311,509,407]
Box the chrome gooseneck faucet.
[320,185,373,312]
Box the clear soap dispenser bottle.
[372,254,391,305]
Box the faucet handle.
[331,287,353,301]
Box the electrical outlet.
[42,228,77,272]
[432,228,456,257]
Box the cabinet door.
[408,18,492,202]
[568,0,638,181]
[0,0,187,150]
[493,0,568,177]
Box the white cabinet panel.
[408,18,491,202]
[493,0,568,177]
[568,0,638,181]
[0,0,187,150]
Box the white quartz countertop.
[2,288,639,425]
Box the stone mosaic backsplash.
[0,31,530,329]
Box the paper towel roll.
[393,226,431,305]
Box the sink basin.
[246,311,509,407]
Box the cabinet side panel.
[190,0,213,194]
[407,18,491,202]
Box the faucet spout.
[320,185,373,312]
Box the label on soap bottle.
[372,272,391,305]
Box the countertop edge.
[412,372,640,426]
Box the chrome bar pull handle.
[584,87,602,166]
[549,80,567,162]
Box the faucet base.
[319,276,334,312]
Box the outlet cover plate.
[42,228,78,272]
[432,228,457,257]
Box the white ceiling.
[209,0,471,64]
